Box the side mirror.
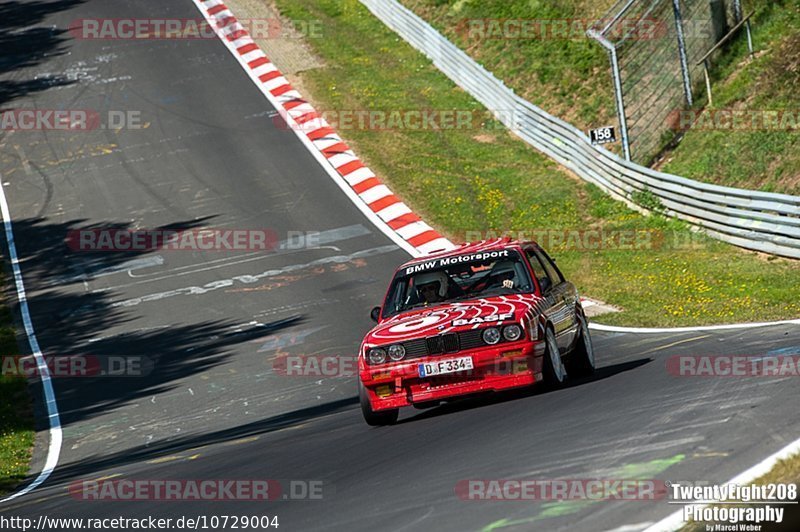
[370,306,382,323]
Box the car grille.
[401,330,486,360]
[403,338,428,358]
[426,333,459,355]
[458,329,485,351]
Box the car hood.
[365,293,544,347]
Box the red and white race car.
[358,238,595,425]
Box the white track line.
[589,318,800,334]
[643,438,800,531]
[0,179,62,503]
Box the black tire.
[567,314,596,377]
[359,381,399,426]
[542,326,567,388]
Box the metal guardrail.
[360,0,800,259]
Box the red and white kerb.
[194,0,454,256]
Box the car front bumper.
[359,341,546,411]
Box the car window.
[534,249,563,285]
[383,249,534,317]
[525,248,552,293]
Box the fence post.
[587,29,631,161]
[609,47,632,161]
[738,0,755,57]
[672,0,694,107]
[733,0,742,22]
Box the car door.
[525,247,579,351]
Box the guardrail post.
[672,0,694,107]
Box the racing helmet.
[414,271,449,298]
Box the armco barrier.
[360,0,800,259]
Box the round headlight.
[368,348,387,365]
[388,344,406,361]
[503,324,523,342]
[482,327,501,345]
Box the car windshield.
[382,249,533,317]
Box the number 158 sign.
[589,126,616,145]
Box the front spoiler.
[360,341,545,411]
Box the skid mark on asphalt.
[147,453,201,465]
[254,325,327,352]
[91,223,373,289]
[109,245,396,308]
[641,335,712,354]
[225,259,367,293]
[58,255,166,284]
[481,455,685,531]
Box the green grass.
[401,0,800,193]
[271,0,800,327]
[0,301,34,496]
[680,452,800,531]
[400,0,618,132]
[661,1,800,194]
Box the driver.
[414,271,449,304]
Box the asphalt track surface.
[1,1,799,531]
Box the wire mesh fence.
[589,0,746,164]
[361,0,800,258]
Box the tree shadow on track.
[0,0,84,32]
[35,396,358,486]
[0,0,85,108]
[399,358,653,424]
[3,217,306,430]
[9,216,216,292]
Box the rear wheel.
[567,314,595,377]
[542,327,567,388]
[359,381,399,426]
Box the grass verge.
[271,0,800,327]
[0,297,34,496]
[660,1,800,194]
[680,452,800,531]
[401,0,800,193]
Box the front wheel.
[359,381,399,426]
[567,314,595,377]
[542,326,567,388]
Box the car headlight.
[388,344,406,361]
[368,348,387,365]
[503,324,523,342]
[482,327,501,345]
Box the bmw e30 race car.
[358,238,595,425]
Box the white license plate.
[418,356,474,377]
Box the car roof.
[398,237,534,270]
